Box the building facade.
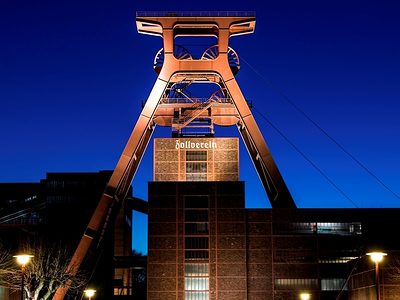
[0,171,138,300]
[148,138,400,300]
[148,181,400,300]
[2,139,400,299]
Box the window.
[318,257,357,264]
[321,278,346,291]
[185,291,209,300]
[273,222,362,235]
[186,173,207,181]
[274,249,316,263]
[185,278,209,290]
[185,263,209,276]
[186,151,207,161]
[317,222,362,235]
[185,210,208,222]
[185,223,209,234]
[273,222,316,235]
[186,162,207,173]
[184,195,209,299]
[185,196,208,208]
[185,264,209,300]
[0,287,8,300]
[185,237,209,249]
[185,250,209,260]
[275,278,318,290]
[186,151,207,181]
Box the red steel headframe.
[53,12,295,300]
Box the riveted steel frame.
[53,13,295,300]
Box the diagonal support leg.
[223,76,296,208]
[52,77,169,300]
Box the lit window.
[185,264,209,276]
[317,222,362,235]
[275,278,318,290]
[318,257,358,264]
[185,278,209,290]
[185,264,209,300]
[186,151,207,181]
[273,222,316,234]
[185,291,209,300]
[184,195,209,299]
[186,151,207,161]
[321,278,347,291]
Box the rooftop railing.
[136,11,256,18]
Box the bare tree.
[0,247,15,287]
[384,252,400,283]
[0,241,87,300]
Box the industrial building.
[0,171,145,300]
[1,167,400,299]
[1,11,399,300]
[147,137,400,300]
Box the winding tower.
[53,12,296,300]
[134,11,294,207]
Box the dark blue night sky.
[1,0,399,214]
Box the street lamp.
[13,254,33,300]
[84,289,96,300]
[367,252,387,300]
[300,292,311,300]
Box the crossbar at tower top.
[136,11,256,37]
[136,11,255,17]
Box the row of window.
[321,278,346,291]
[275,278,318,290]
[185,292,209,300]
[186,173,207,181]
[185,264,209,276]
[185,278,209,290]
[46,180,86,189]
[185,237,209,249]
[186,162,207,173]
[185,196,208,208]
[186,151,207,161]
[185,210,208,222]
[319,257,358,264]
[186,223,209,234]
[274,249,358,264]
[274,278,346,291]
[273,222,362,236]
[185,250,209,260]
[6,216,43,225]
[47,195,79,204]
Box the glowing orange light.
[300,293,311,300]
[13,254,33,266]
[84,289,96,298]
[367,252,387,263]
